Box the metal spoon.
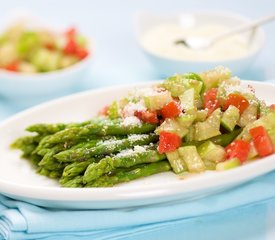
[175,13,275,50]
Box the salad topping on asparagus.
[11,66,275,187]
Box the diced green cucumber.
[248,142,258,160]
[182,128,242,147]
[194,122,220,141]
[187,79,204,108]
[16,31,40,55]
[143,91,172,110]
[31,49,61,71]
[178,146,206,172]
[204,160,217,170]
[107,101,120,119]
[176,114,196,128]
[197,141,226,163]
[199,66,231,90]
[238,104,257,128]
[0,35,6,45]
[188,79,203,94]
[221,105,240,132]
[166,150,187,174]
[194,108,221,141]
[162,74,188,97]
[268,128,275,147]
[76,35,88,47]
[0,43,19,66]
[156,118,188,137]
[182,72,203,82]
[188,73,205,93]
[59,55,78,68]
[208,108,222,129]
[179,88,196,114]
[184,125,195,142]
[195,110,208,122]
[162,73,204,97]
[216,158,241,171]
[237,112,275,141]
[258,101,270,117]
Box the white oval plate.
[0,81,275,209]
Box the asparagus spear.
[11,135,44,165]
[37,143,67,169]
[85,161,171,187]
[38,137,117,170]
[26,121,92,135]
[11,135,43,155]
[55,134,158,162]
[83,148,166,183]
[37,167,63,179]
[42,118,156,146]
[61,159,96,180]
[61,176,84,188]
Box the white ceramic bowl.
[0,18,93,104]
[135,11,265,77]
[0,55,92,101]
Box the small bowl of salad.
[0,21,92,102]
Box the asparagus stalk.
[85,161,171,187]
[37,167,63,179]
[26,121,92,135]
[61,176,84,188]
[42,118,156,146]
[83,148,166,183]
[55,134,158,162]
[61,159,96,180]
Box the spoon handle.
[212,13,275,42]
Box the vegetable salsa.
[0,22,89,73]
[11,66,275,187]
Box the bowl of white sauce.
[135,11,265,77]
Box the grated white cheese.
[129,86,166,99]
[123,102,146,117]
[133,145,147,152]
[115,145,147,157]
[122,116,141,126]
[128,134,146,141]
[222,78,254,96]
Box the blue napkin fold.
[1,170,275,240]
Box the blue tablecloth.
[1,171,275,240]
[1,0,275,239]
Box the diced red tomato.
[135,110,159,124]
[223,93,249,114]
[63,39,78,55]
[65,27,76,39]
[98,105,109,116]
[249,126,274,157]
[76,47,89,59]
[158,131,181,153]
[4,62,19,72]
[203,88,220,115]
[225,139,250,163]
[161,101,181,119]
